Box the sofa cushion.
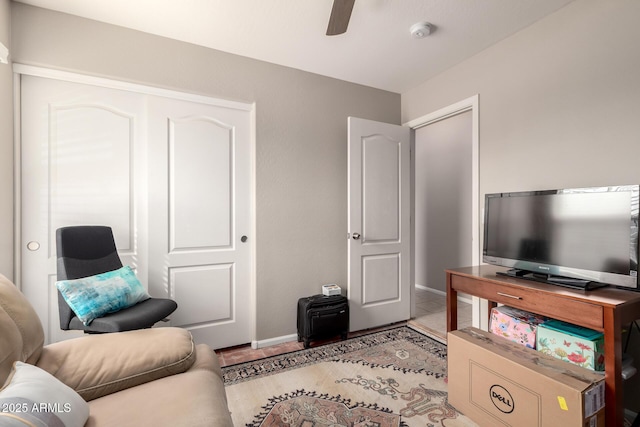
[56,266,151,326]
[0,361,89,427]
[85,344,233,427]
[0,275,45,386]
[36,327,196,401]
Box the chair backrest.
[56,226,123,329]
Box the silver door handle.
[352,233,361,240]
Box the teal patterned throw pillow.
[56,266,150,326]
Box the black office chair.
[56,225,177,333]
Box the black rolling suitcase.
[297,294,349,349]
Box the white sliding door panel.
[170,118,232,251]
[20,75,145,344]
[169,264,233,326]
[50,105,134,253]
[148,96,252,349]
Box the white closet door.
[146,96,252,349]
[20,74,253,348]
[20,75,147,344]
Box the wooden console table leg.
[447,271,457,332]
[603,307,623,427]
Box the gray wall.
[403,0,640,201]
[415,111,472,293]
[403,0,640,411]
[8,3,400,341]
[0,0,12,280]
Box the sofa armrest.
[35,327,196,401]
[84,344,232,427]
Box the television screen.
[483,185,639,289]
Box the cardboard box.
[448,327,605,427]
[490,305,549,349]
[536,320,605,372]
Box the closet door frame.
[13,64,256,346]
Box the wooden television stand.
[446,265,640,427]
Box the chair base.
[67,298,178,333]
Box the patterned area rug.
[222,326,477,426]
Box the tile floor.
[216,287,472,367]
[409,287,472,339]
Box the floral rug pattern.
[256,391,401,427]
[222,327,477,426]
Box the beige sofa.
[0,274,233,426]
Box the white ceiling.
[15,0,575,93]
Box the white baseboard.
[416,284,472,305]
[252,333,298,349]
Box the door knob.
[352,233,361,240]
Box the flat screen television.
[483,185,639,290]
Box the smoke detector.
[410,22,432,39]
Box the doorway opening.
[405,95,480,340]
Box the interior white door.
[20,73,253,348]
[348,117,411,331]
[146,96,252,349]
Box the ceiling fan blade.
[326,0,355,36]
